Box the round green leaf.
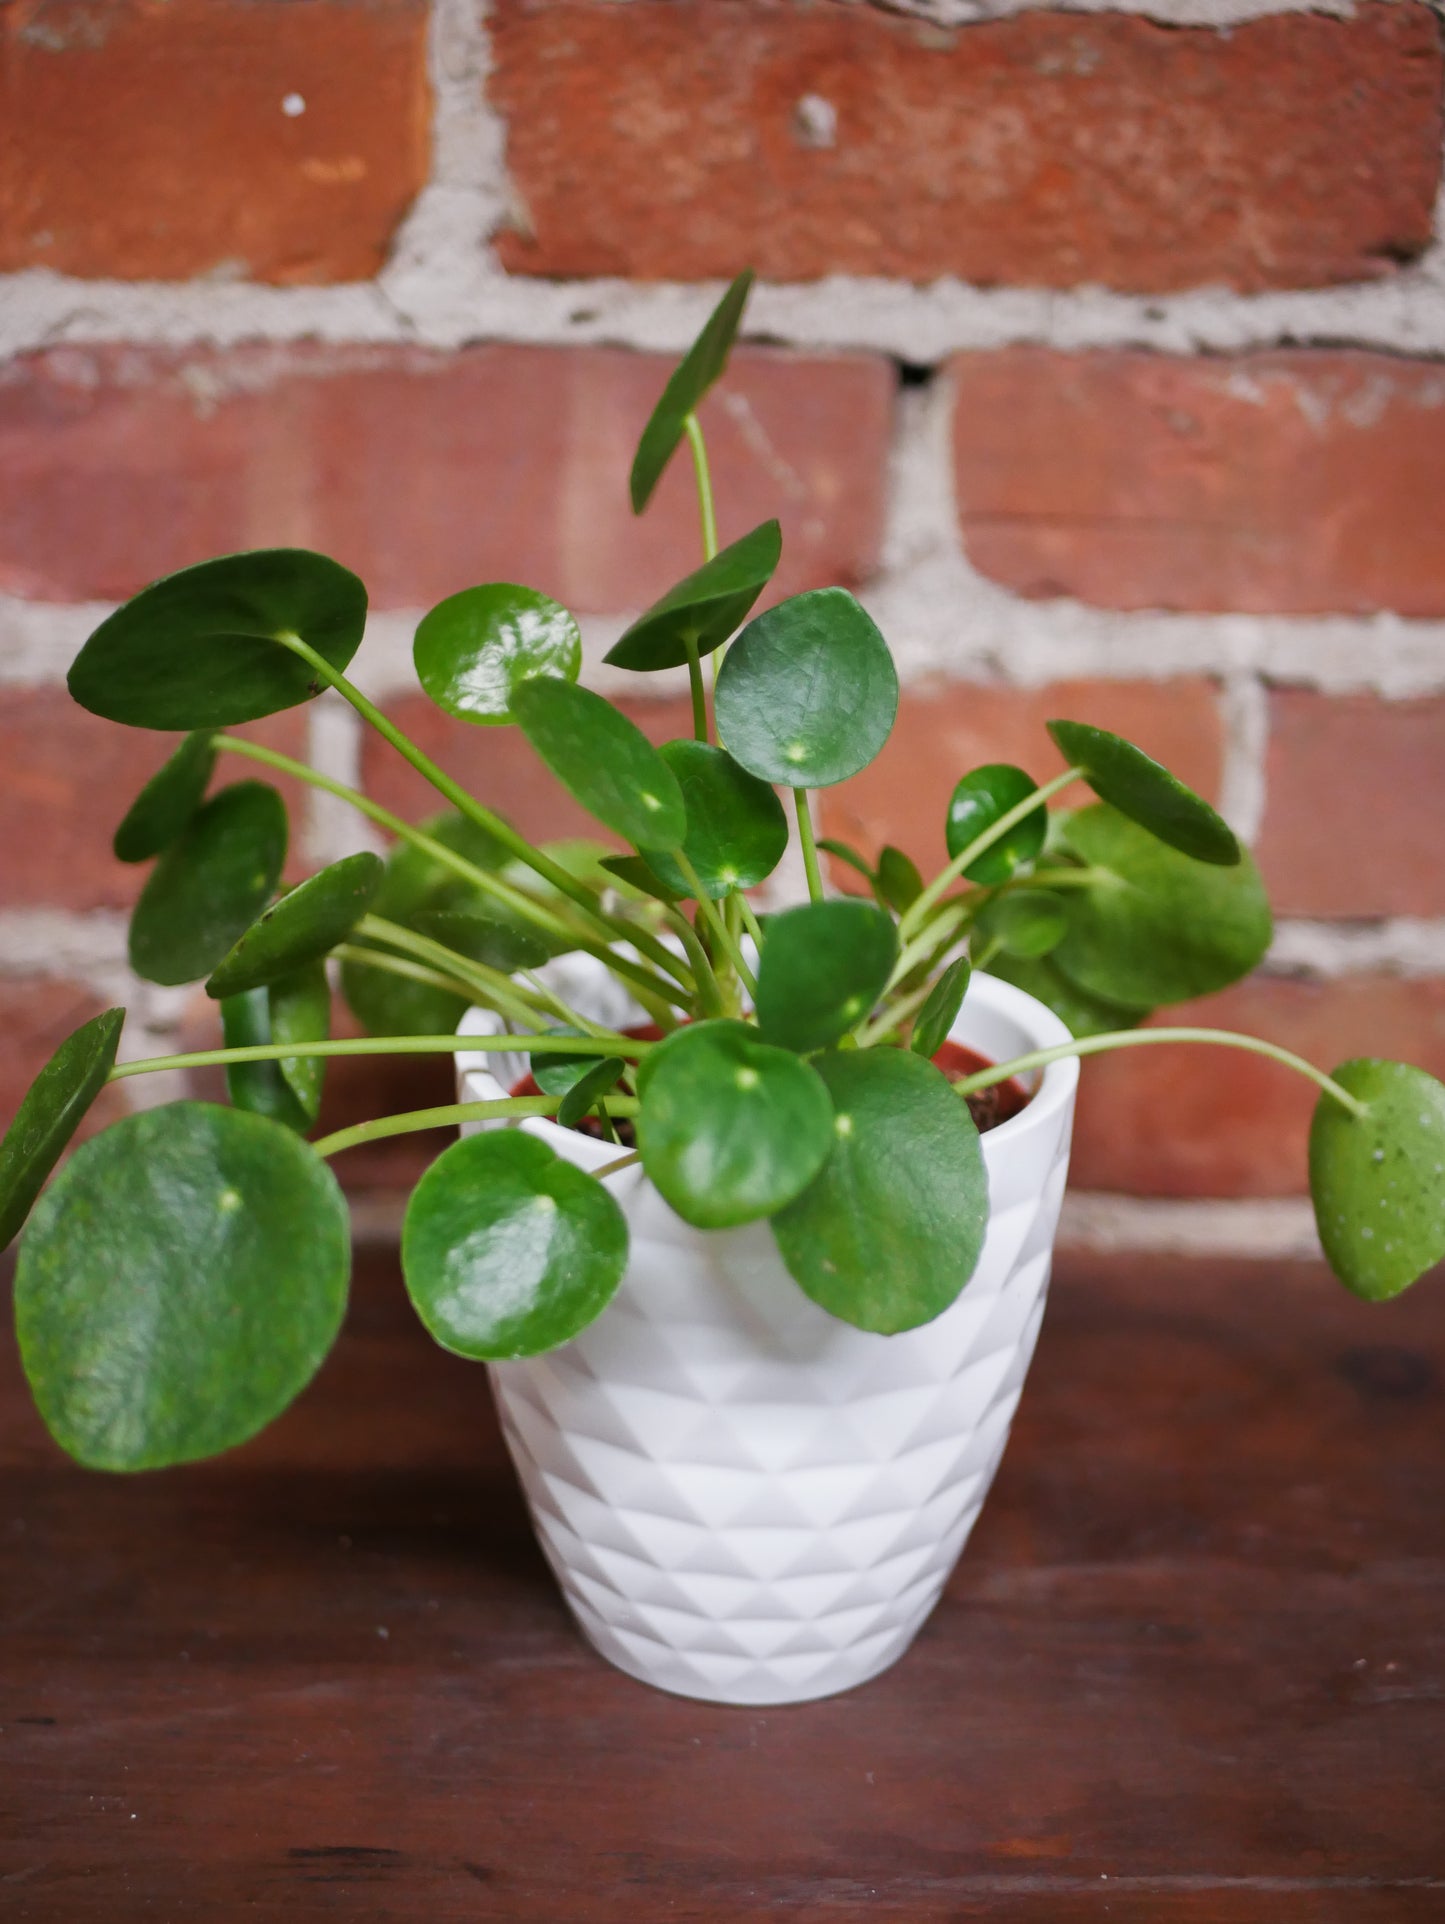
[129,782,288,987]
[877,845,923,915]
[556,1058,626,1130]
[402,1131,627,1360]
[414,584,581,724]
[113,731,216,863]
[630,270,753,513]
[984,951,1148,1040]
[1047,720,1240,867]
[411,910,550,976]
[716,589,899,789]
[640,741,788,900]
[0,1008,124,1253]
[910,957,971,1061]
[510,676,686,849]
[606,521,781,671]
[755,900,899,1054]
[69,550,367,730]
[221,960,330,1132]
[946,765,1047,887]
[977,889,1069,960]
[15,1102,350,1470]
[772,1049,987,1334]
[636,1020,834,1229]
[1310,1060,1445,1303]
[1052,805,1271,1008]
[206,851,383,999]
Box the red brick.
[1070,976,1445,1198]
[0,0,429,283]
[0,343,892,610]
[818,679,1225,889]
[952,351,1445,617]
[0,696,311,911]
[0,977,128,1147]
[1257,692,1445,920]
[491,0,1441,292]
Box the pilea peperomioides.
[3,271,1442,1472]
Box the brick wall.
[2,0,1443,1258]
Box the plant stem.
[950,1026,1369,1119]
[314,1092,640,1160]
[901,766,1082,942]
[684,412,719,563]
[736,893,766,954]
[660,904,727,1018]
[887,898,971,992]
[109,1032,656,1083]
[672,850,758,995]
[683,630,709,743]
[794,789,824,904]
[333,943,480,1003]
[358,916,548,1029]
[592,1149,641,1180]
[854,979,935,1050]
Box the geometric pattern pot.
[457,967,1078,1706]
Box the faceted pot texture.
[457,964,1078,1706]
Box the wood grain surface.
[2,1244,1442,1921]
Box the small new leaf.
[606,521,781,672]
[129,782,288,987]
[630,271,754,513]
[113,731,216,863]
[0,1008,124,1252]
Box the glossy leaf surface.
[221,961,330,1132]
[636,1020,834,1228]
[531,1030,601,1098]
[556,1058,626,1130]
[206,852,382,999]
[606,521,781,671]
[1052,806,1271,1008]
[630,270,753,512]
[411,910,550,976]
[129,782,288,987]
[755,900,899,1054]
[945,765,1047,887]
[640,741,788,900]
[877,845,923,914]
[910,957,971,1061]
[985,951,1148,1040]
[414,584,581,724]
[1047,720,1240,866]
[0,1008,124,1253]
[402,1131,627,1359]
[772,1049,987,1334]
[113,731,216,863]
[716,589,898,789]
[511,676,686,849]
[15,1103,349,1469]
[69,550,366,730]
[1309,1059,1445,1302]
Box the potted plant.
[3,273,1441,1706]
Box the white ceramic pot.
[456,964,1078,1706]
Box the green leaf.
[817,838,879,892]
[510,676,686,849]
[402,1131,627,1359]
[640,741,788,900]
[1310,1060,1445,1302]
[15,1102,350,1470]
[206,851,383,999]
[771,1049,988,1334]
[69,550,367,730]
[220,960,330,1132]
[911,957,971,1060]
[113,731,216,863]
[877,845,923,915]
[946,765,1047,887]
[606,521,781,672]
[1052,805,1271,1008]
[630,270,754,513]
[977,888,1069,960]
[414,584,581,724]
[755,900,899,1054]
[636,1020,834,1229]
[0,1008,124,1253]
[129,782,288,987]
[984,951,1148,1040]
[1047,720,1240,867]
[598,854,687,906]
[411,909,550,975]
[530,1029,599,1098]
[716,588,899,789]
[556,1058,626,1129]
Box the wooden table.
[2,1244,1442,1921]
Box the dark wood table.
[3,1244,1442,1921]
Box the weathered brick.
[952,351,1445,616]
[818,680,1225,887]
[1069,975,1445,1198]
[0,695,311,910]
[1257,692,1445,920]
[491,0,1441,292]
[0,976,127,1145]
[0,344,892,611]
[0,0,430,283]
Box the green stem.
[314,1092,640,1160]
[359,916,548,1030]
[901,766,1082,942]
[684,412,719,563]
[109,1032,655,1084]
[333,943,480,1004]
[854,979,934,1050]
[683,630,709,744]
[592,1149,641,1181]
[736,893,766,954]
[794,789,824,904]
[661,904,727,1018]
[951,1026,1369,1119]
[673,851,758,995]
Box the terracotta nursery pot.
[456,961,1079,1707]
